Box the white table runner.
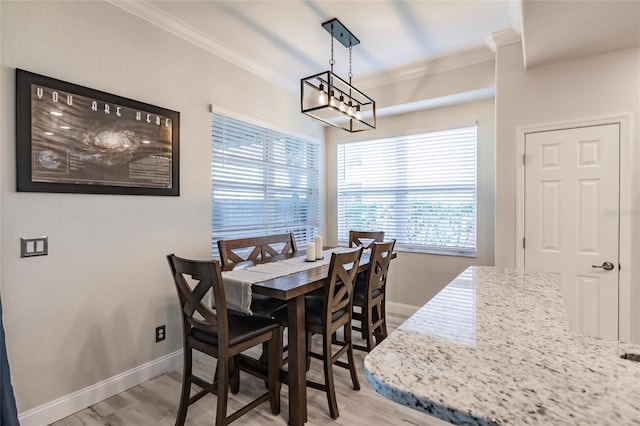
[222,247,357,314]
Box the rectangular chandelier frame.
[301,18,376,133]
[301,70,376,133]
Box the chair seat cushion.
[273,295,346,327]
[250,294,287,316]
[353,275,382,306]
[304,294,347,326]
[192,313,279,348]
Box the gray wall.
[3,0,638,421]
[0,1,320,413]
[494,42,640,342]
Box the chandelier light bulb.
[329,90,337,107]
[339,95,346,112]
[355,105,362,120]
[347,101,354,116]
[318,91,327,105]
[317,83,327,105]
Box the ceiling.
[522,0,640,68]
[110,1,640,94]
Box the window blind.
[337,126,477,255]
[212,113,320,257]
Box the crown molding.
[108,1,506,93]
[106,0,298,93]
[485,27,522,52]
[356,46,495,89]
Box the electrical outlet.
[155,325,166,342]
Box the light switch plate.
[21,237,48,257]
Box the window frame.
[336,125,478,257]
[211,110,320,258]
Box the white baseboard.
[386,301,419,318]
[18,349,183,426]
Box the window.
[337,126,477,255]
[211,113,320,256]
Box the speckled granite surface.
[364,266,640,425]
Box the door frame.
[515,114,633,342]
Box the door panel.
[524,124,619,340]
[577,275,600,336]
[540,181,561,251]
[577,179,598,252]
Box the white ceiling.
[110,0,640,93]
[522,0,640,69]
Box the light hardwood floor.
[51,314,448,426]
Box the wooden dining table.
[248,248,378,426]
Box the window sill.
[394,246,477,258]
[336,241,476,258]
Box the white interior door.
[524,124,619,340]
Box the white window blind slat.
[211,113,320,257]
[337,126,477,255]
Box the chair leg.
[306,332,313,371]
[215,354,229,426]
[262,341,271,390]
[213,359,240,394]
[230,356,240,394]
[365,305,376,352]
[175,346,192,426]
[344,323,360,391]
[322,332,339,419]
[379,301,388,340]
[372,303,388,346]
[268,328,282,415]
[371,306,381,346]
[259,341,268,363]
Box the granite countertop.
[364,266,640,425]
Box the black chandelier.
[301,18,376,132]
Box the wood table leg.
[287,296,307,425]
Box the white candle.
[314,235,323,259]
[306,242,316,261]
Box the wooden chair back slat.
[348,230,385,249]
[167,254,228,340]
[365,241,396,297]
[217,233,297,271]
[325,248,363,323]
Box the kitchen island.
[364,266,640,425]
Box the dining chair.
[217,233,296,316]
[167,254,282,426]
[275,247,363,419]
[348,230,385,322]
[348,230,385,249]
[351,240,396,352]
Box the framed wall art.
[16,69,180,195]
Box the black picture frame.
[16,69,180,196]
